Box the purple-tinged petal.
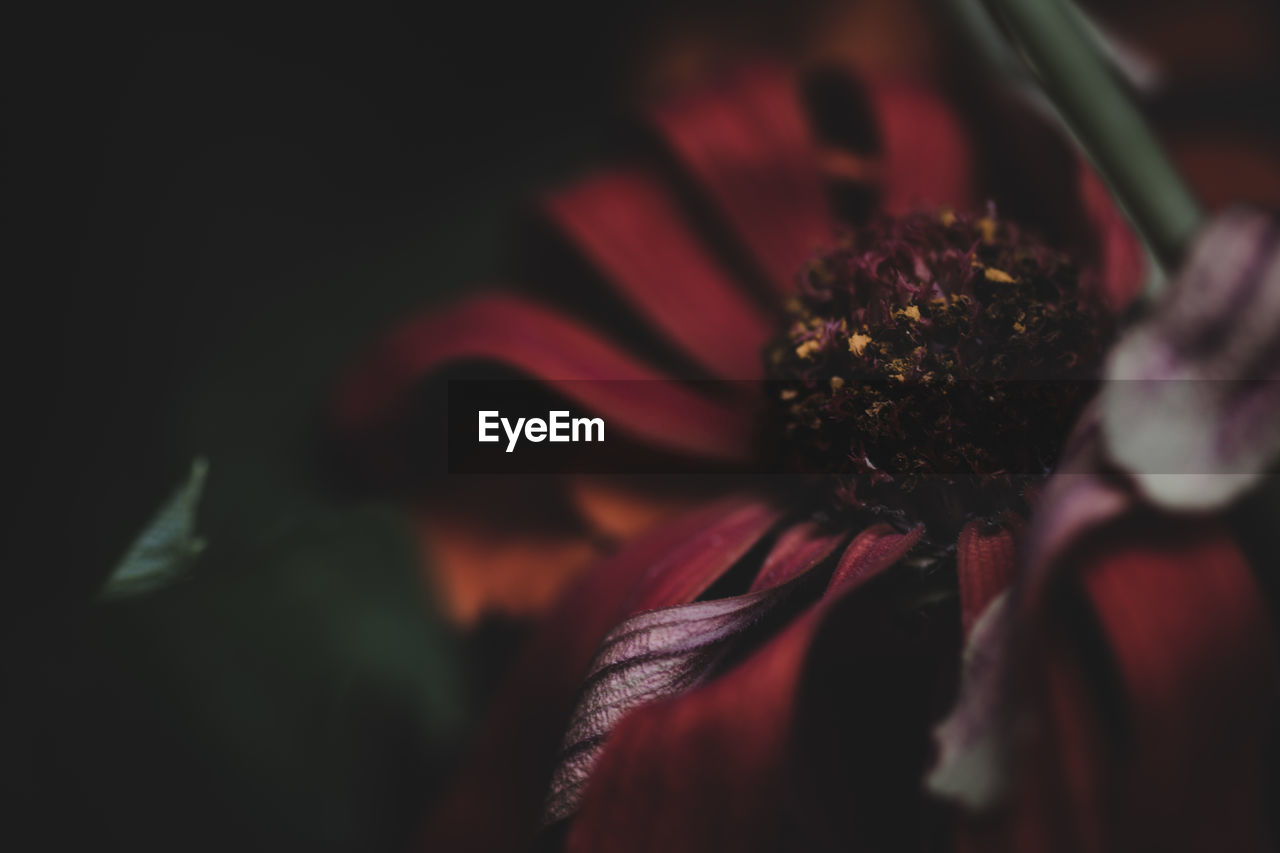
[928,412,1134,815]
[547,517,847,824]
[926,590,1012,811]
[543,585,792,825]
[562,524,926,853]
[421,497,779,851]
[926,520,1020,811]
[1102,207,1280,509]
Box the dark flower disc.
[766,207,1111,535]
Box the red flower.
[333,61,1276,851]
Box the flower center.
[766,208,1110,534]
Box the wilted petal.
[929,419,1133,815]
[926,591,1011,812]
[422,497,779,850]
[926,520,1019,810]
[563,525,924,852]
[1103,207,1280,509]
[544,586,794,825]
[546,519,847,825]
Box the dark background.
[6,7,679,850]
[5,2,1280,851]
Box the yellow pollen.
[848,332,872,356]
[984,267,1016,283]
[1012,321,1027,334]
[795,339,822,360]
[829,376,845,391]
[779,388,798,401]
[939,210,956,227]
[900,304,921,321]
[978,216,997,243]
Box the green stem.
[981,0,1202,277]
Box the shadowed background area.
[4,1,1279,850]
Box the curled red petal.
[546,514,841,825]
[564,524,924,852]
[420,497,778,851]
[650,62,833,293]
[545,167,772,380]
[333,293,755,462]
[544,585,793,826]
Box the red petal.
[747,521,845,592]
[956,521,1018,638]
[862,77,977,216]
[650,62,833,293]
[826,522,924,595]
[1076,163,1147,311]
[564,524,926,852]
[333,293,755,462]
[628,500,784,612]
[420,497,778,851]
[963,520,1276,852]
[545,167,773,380]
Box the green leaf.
[101,457,209,600]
